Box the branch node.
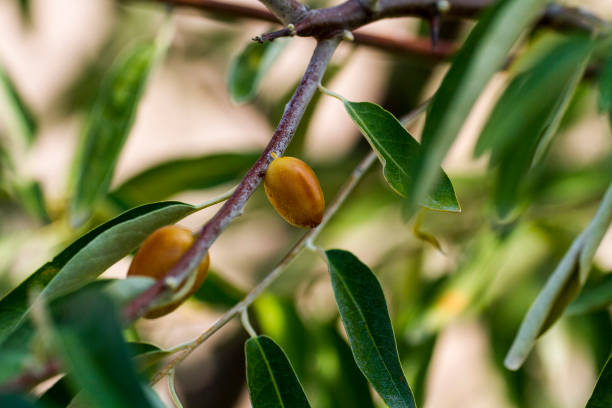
[436,0,450,14]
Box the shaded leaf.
[0,201,196,343]
[193,270,245,309]
[410,0,548,208]
[109,152,258,209]
[598,57,612,114]
[0,64,36,146]
[228,39,287,104]
[0,394,36,408]
[327,94,459,212]
[0,278,154,383]
[14,181,49,224]
[474,34,593,218]
[69,41,160,226]
[568,273,612,315]
[505,182,612,370]
[51,291,153,408]
[586,353,612,408]
[245,335,310,408]
[326,249,415,408]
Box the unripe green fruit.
[127,225,210,318]
[264,156,325,228]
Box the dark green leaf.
[568,273,612,315]
[69,43,157,226]
[410,0,548,208]
[598,57,612,114]
[326,249,415,408]
[245,335,310,408]
[228,39,287,104]
[0,394,37,408]
[109,152,258,209]
[0,201,196,343]
[38,377,74,408]
[0,64,37,145]
[505,183,612,370]
[193,270,245,309]
[586,353,612,408]
[51,291,153,408]
[334,97,459,212]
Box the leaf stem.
[123,37,341,322]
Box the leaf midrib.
[254,338,285,408]
[332,265,407,404]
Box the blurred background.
[1,0,612,406]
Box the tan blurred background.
[1,0,612,407]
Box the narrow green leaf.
[51,291,153,408]
[411,0,548,208]
[473,35,593,218]
[69,40,161,226]
[586,353,612,408]
[14,180,50,223]
[335,97,459,212]
[193,270,245,309]
[0,201,196,343]
[245,335,311,408]
[0,64,37,146]
[326,249,415,408]
[109,152,258,208]
[505,182,612,370]
[598,57,612,114]
[228,39,287,104]
[568,273,612,315]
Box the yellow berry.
[264,156,325,228]
[127,225,210,318]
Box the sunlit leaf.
[410,0,548,209]
[245,335,311,408]
[326,249,415,408]
[0,201,196,343]
[324,92,459,212]
[228,39,287,104]
[505,182,612,370]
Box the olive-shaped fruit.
[127,225,210,318]
[264,156,325,228]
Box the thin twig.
[123,37,341,322]
[150,149,379,385]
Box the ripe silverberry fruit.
[127,225,210,318]
[264,156,325,228]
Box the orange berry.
[127,225,210,318]
[264,156,325,228]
